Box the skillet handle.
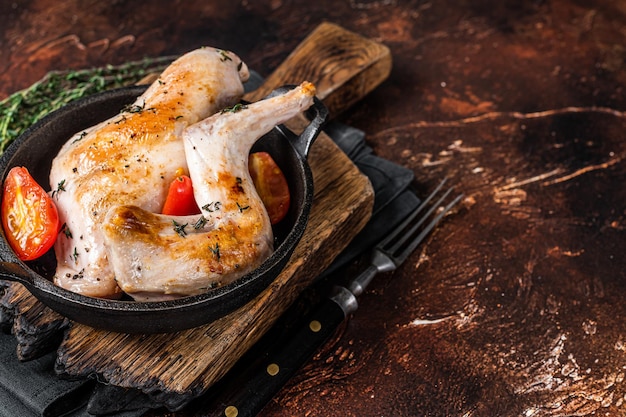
[0,261,32,285]
[292,95,328,158]
[265,85,329,159]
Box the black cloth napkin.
[0,332,90,417]
[0,71,420,416]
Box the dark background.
[1,1,625,416]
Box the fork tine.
[386,185,455,254]
[393,192,463,265]
[348,179,463,297]
[378,177,448,249]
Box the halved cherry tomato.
[248,152,290,224]
[1,167,60,261]
[162,174,200,216]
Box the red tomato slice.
[249,152,291,224]
[1,167,60,261]
[162,174,200,216]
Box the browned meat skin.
[103,82,316,301]
[49,48,249,298]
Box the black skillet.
[0,85,328,333]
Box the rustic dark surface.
[1,1,625,416]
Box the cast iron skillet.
[0,85,328,333]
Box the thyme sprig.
[0,56,177,152]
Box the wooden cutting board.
[2,22,391,403]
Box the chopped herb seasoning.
[121,101,155,114]
[202,201,221,212]
[52,179,66,198]
[72,247,79,263]
[121,102,144,113]
[61,223,72,239]
[232,176,245,193]
[218,49,232,62]
[72,131,88,144]
[209,243,221,261]
[194,216,208,229]
[173,220,188,237]
[237,202,250,212]
[220,103,248,114]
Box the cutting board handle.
[244,22,392,118]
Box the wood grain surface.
[1,1,625,416]
[244,22,392,116]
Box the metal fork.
[204,178,463,417]
[335,177,464,314]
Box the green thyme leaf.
[172,220,188,237]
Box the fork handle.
[348,264,379,297]
[202,287,356,417]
